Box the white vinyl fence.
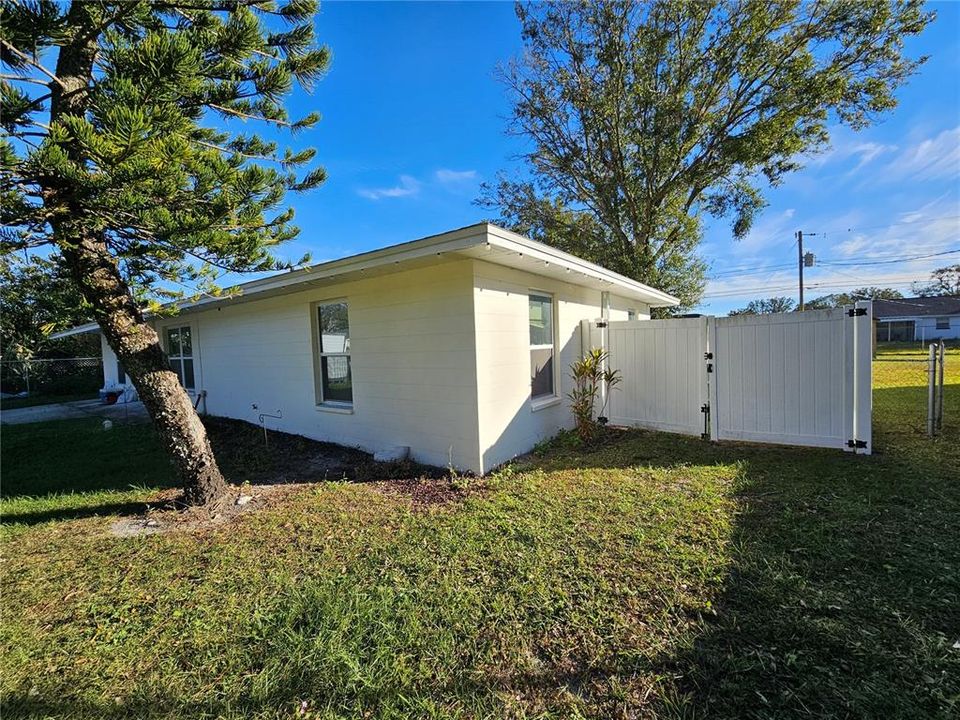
[605,317,708,436]
[597,302,872,454]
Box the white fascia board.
[484,224,680,307]
[50,322,100,339]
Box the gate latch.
[847,308,867,317]
[846,439,867,448]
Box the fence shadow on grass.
[530,405,957,716]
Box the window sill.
[531,396,562,412]
[316,403,354,415]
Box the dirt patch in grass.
[205,416,449,485]
[109,483,311,537]
[103,418,463,533]
[372,476,483,509]
[205,417,372,484]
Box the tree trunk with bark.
[57,231,228,506]
[42,1,227,506]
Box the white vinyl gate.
[598,302,872,454]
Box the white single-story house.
[873,296,960,343]
[56,223,678,473]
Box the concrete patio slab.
[1,399,149,425]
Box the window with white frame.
[936,317,950,330]
[166,325,195,390]
[627,308,637,321]
[316,301,352,405]
[529,292,556,399]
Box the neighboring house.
[55,223,678,474]
[873,296,960,343]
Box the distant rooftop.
[873,296,960,319]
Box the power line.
[703,275,930,299]
[818,247,960,267]
[816,213,960,236]
[708,245,959,279]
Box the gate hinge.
[847,308,867,317]
[596,320,608,328]
[846,439,867,449]
[700,404,709,414]
[704,352,713,360]
[706,363,713,373]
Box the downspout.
[599,291,611,423]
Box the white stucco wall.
[472,259,649,472]
[608,293,651,322]
[100,334,123,386]
[143,259,482,471]
[912,315,960,341]
[97,255,657,474]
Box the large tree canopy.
[805,286,904,309]
[913,264,960,297]
[0,253,97,360]
[481,0,932,308]
[0,0,328,504]
[728,296,796,316]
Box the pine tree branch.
[190,138,282,163]
[0,40,67,89]
[208,103,293,127]
[0,74,51,87]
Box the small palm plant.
[568,348,622,443]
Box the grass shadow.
[0,499,156,527]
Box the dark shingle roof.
[873,296,960,319]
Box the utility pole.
[796,231,816,311]
[796,230,804,310]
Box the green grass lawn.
[1,359,958,719]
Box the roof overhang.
[51,322,100,339]
[52,223,679,338]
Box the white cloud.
[848,141,898,173]
[435,168,477,184]
[805,125,897,172]
[880,127,960,183]
[357,175,421,200]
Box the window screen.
[166,325,195,389]
[317,301,352,404]
[529,293,555,399]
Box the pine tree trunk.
[42,0,227,507]
[57,231,228,507]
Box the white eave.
[51,222,679,338]
[51,321,101,339]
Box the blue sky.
[260,0,959,314]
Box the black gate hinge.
[704,352,713,360]
[846,439,867,448]
[847,308,867,317]
[596,320,608,328]
[706,363,713,373]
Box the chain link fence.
[873,341,955,447]
[0,357,103,402]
